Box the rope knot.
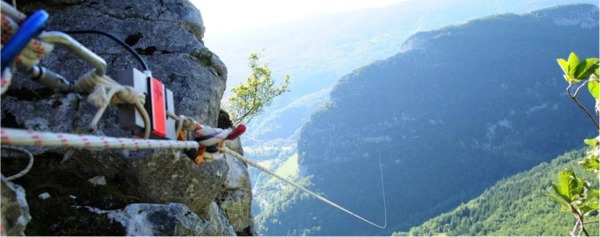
[74,70,102,93]
[111,86,144,106]
[87,84,108,108]
[17,38,54,68]
[181,117,197,131]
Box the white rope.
[0,127,387,229]
[168,112,201,141]
[220,146,387,229]
[0,128,199,150]
[1,1,25,22]
[1,6,138,138]
[1,7,54,94]
[0,126,240,151]
[16,37,54,68]
[1,68,12,95]
[1,145,34,181]
[73,72,151,139]
[0,9,55,69]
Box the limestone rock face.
[1,176,31,236]
[220,151,254,234]
[1,0,253,235]
[80,202,236,236]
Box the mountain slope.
[209,0,599,148]
[400,149,599,236]
[262,4,599,235]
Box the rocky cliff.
[1,0,253,235]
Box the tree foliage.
[401,149,598,236]
[228,53,290,125]
[551,52,599,236]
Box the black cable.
[62,30,150,72]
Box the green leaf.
[565,52,581,82]
[589,79,600,100]
[549,193,572,212]
[557,58,570,75]
[586,188,599,202]
[558,170,585,199]
[579,155,599,173]
[584,138,600,147]
[574,58,600,80]
[557,58,575,83]
[568,52,580,73]
[579,188,599,216]
[552,181,571,203]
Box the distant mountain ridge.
[261,3,599,235]
[210,0,599,149]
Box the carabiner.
[1,10,48,71]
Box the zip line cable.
[220,146,388,229]
[377,148,388,228]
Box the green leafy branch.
[228,53,290,125]
[551,52,600,237]
[550,170,599,236]
[557,52,600,129]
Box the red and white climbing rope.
[0,128,199,150]
[0,124,245,150]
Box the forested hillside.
[399,149,599,236]
[259,4,600,235]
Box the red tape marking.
[0,129,11,144]
[58,133,69,147]
[31,133,43,146]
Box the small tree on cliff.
[550,52,599,237]
[228,52,290,125]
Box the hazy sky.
[190,0,408,34]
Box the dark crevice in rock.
[124,33,143,46]
[110,55,120,65]
[51,99,63,109]
[13,151,133,235]
[40,0,86,6]
[1,145,33,177]
[1,111,25,128]
[86,4,151,21]
[3,87,54,101]
[218,110,233,129]
[135,46,157,56]
[238,225,255,236]
[166,73,187,83]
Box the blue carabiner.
[1,10,49,72]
